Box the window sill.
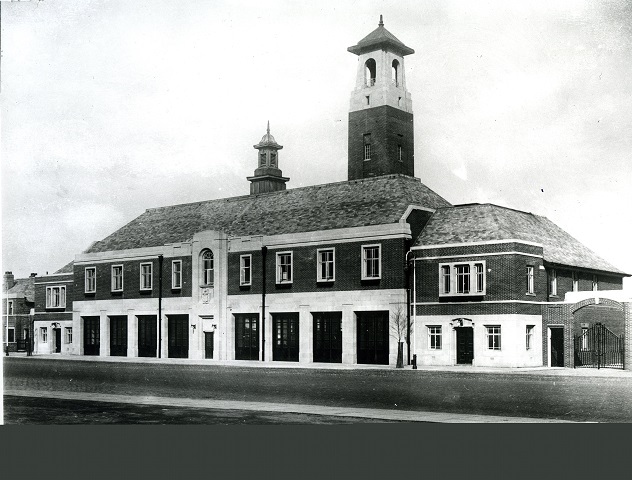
[525,293,536,297]
[361,276,381,281]
[317,279,335,283]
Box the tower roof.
[254,121,283,150]
[348,15,415,56]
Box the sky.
[2,0,631,290]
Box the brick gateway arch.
[542,297,631,370]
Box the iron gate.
[574,323,624,369]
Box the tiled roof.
[54,261,75,274]
[8,277,35,303]
[415,204,626,275]
[87,175,451,253]
[348,21,414,56]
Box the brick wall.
[417,302,541,316]
[573,304,625,336]
[73,256,192,301]
[34,273,74,313]
[228,237,407,295]
[415,250,547,303]
[348,106,414,180]
[547,268,623,302]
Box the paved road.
[4,357,632,422]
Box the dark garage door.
[273,313,299,362]
[357,311,388,365]
[138,315,157,358]
[313,312,342,363]
[168,314,189,358]
[83,316,100,356]
[110,316,128,357]
[235,314,259,360]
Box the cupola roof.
[348,15,415,56]
[254,121,283,150]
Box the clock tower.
[347,16,415,180]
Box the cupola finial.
[378,15,383,27]
[267,120,270,135]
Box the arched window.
[365,58,376,87]
[202,250,214,286]
[391,60,399,86]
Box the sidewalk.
[6,352,631,378]
[4,389,575,423]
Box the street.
[4,357,632,423]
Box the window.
[439,261,486,297]
[317,248,335,282]
[362,245,381,280]
[240,255,252,286]
[111,265,123,292]
[66,327,73,344]
[572,272,579,292]
[486,326,501,350]
[46,286,66,308]
[41,327,48,343]
[456,264,470,293]
[549,268,557,296]
[526,265,535,294]
[364,58,376,86]
[172,260,182,289]
[276,252,293,284]
[140,263,153,290]
[85,267,96,293]
[398,145,403,162]
[441,265,451,294]
[592,275,598,292]
[581,327,589,350]
[526,325,534,350]
[202,251,214,286]
[391,59,400,86]
[8,327,15,343]
[8,301,14,315]
[363,134,371,160]
[428,326,442,350]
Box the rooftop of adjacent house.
[415,203,626,275]
[86,175,451,253]
[6,277,35,303]
[54,261,75,274]
[348,16,415,56]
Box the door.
[138,315,157,358]
[235,314,259,360]
[550,327,564,367]
[110,316,128,356]
[205,332,214,359]
[357,311,389,365]
[272,313,299,362]
[456,327,474,364]
[83,317,100,356]
[313,312,342,363]
[54,329,62,353]
[168,314,189,358]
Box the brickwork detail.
[348,106,414,180]
[228,237,407,295]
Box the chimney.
[30,273,37,278]
[4,271,15,290]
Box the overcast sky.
[2,0,631,290]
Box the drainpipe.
[261,246,267,361]
[405,249,413,365]
[158,255,163,358]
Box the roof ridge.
[146,174,423,212]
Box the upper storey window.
[202,250,214,287]
[46,286,66,309]
[391,59,400,86]
[363,134,371,161]
[439,261,486,297]
[364,58,376,87]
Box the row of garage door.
[82,311,390,364]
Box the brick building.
[31,18,630,368]
[3,271,35,353]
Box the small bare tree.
[390,304,410,368]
